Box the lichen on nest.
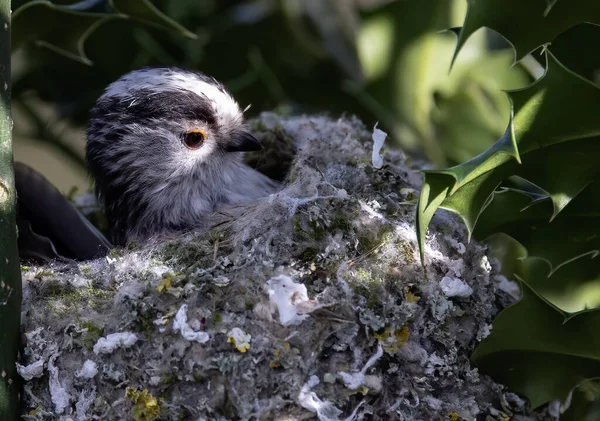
[19,113,543,420]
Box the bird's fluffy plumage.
[86,67,277,245]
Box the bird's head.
[85,67,265,243]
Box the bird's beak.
[225,132,263,153]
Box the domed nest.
[18,113,538,421]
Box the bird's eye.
[183,130,206,149]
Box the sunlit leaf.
[561,379,600,421]
[510,56,600,154]
[433,51,529,164]
[518,256,600,315]
[454,0,600,64]
[417,52,600,260]
[472,282,600,408]
[417,125,518,262]
[354,0,465,166]
[418,2,600,407]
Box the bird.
[14,67,278,261]
[86,67,278,246]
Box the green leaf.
[12,1,113,65]
[509,139,600,219]
[110,0,197,40]
[454,0,600,64]
[472,281,600,408]
[475,179,600,314]
[561,379,600,421]
[356,0,463,166]
[416,172,453,264]
[475,180,600,269]
[419,1,600,412]
[12,0,196,65]
[417,125,518,262]
[518,255,600,315]
[433,51,529,164]
[548,23,600,86]
[484,233,527,281]
[510,55,600,154]
[417,52,600,261]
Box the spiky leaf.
[454,0,600,64]
[418,3,600,409]
[417,52,600,264]
[472,282,600,409]
[353,0,529,167]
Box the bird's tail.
[14,162,112,262]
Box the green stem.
[0,0,22,419]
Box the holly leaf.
[472,281,600,408]
[433,50,529,164]
[421,1,600,411]
[561,379,600,421]
[548,23,600,86]
[475,178,600,266]
[417,52,600,264]
[517,255,600,315]
[454,0,600,64]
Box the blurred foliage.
[13,0,196,65]
[354,1,529,166]
[12,0,531,172]
[416,0,600,416]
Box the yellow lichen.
[126,388,160,421]
[399,187,417,201]
[270,342,293,368]
[347,385,370,396]
[156,273,173,293]
[270,348,283,368]
[404,286,420,303]
[448,412,460,421]
[28,406,42,415]
[374,326,409,354]
[227,327,251,353]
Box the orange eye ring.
[183,129,206,149]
